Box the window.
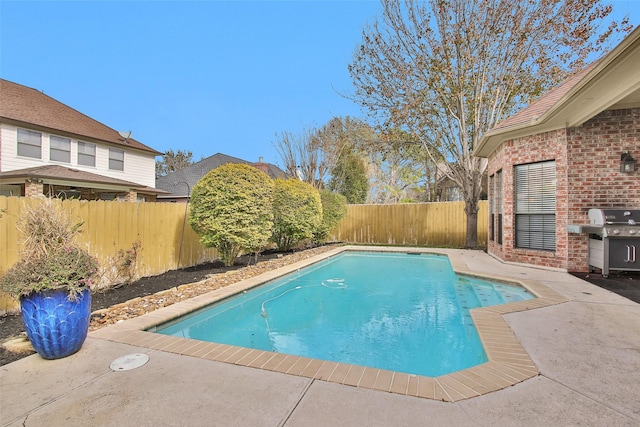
[109,148,124,171]
[50,135,71,163]
[489,174,495,241]
[515,161,556,251]
[77,141,96,166]
[496,170,502,245]
[489,171,503,243]
[17,128,42,159]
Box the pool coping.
[89,245,569,402]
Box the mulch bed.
[0,245,336,366]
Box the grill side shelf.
[566,224,602,234]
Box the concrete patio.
[1,249,639,426]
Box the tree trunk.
[464,197,479,249]
[463,159,487,249]
[464,201,478,249]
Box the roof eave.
[136,187,170,195]
[474,25,640,159]
[156,194,189,199]
[0,176,139,192]
[0,166,153,190]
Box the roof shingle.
[0,165,168,194]
[0,79,160,155]
[491,62,599,131]
[155,153,288,197]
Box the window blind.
[17,128,42,159]
[515,161,556,251]
[109,148,124,171]
[515,161,556,214]
[78,142,96,166]
[50,135,71,163]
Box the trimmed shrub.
[314,189,347,243]
[271,178,322,251]
[189,163,274,266]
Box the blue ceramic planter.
[20,288,91,359]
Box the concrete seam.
[279,377,315,427]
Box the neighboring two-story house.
[0,79,165,201]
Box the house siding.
[0,123,156,188]
[486,108,640,272]
[0,123,42,171]
[94,143,156,188]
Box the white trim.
[475,26,640,158]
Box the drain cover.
[110,353,149,371]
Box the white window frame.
[49,135,71,163]
[489,174,494,241]
[496,170,502,245]
[109,148,124,171]
[489,171,503,244]
[515,160,556,251]
[77,141,96,167]
[17,128,42,159]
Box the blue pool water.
[154,251,534,377]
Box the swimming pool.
[154,251,534,377]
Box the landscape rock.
[88,245,337,332]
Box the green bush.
[189,163,274,266]
[328,149,368,204]
[271,178,322,251]
[314,189,347,243]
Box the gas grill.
[568,208,640,277]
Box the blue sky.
[1,1,381,166]
[1,1,638,168]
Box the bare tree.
[274,116,376,189]
[273,128,328,188]
[156,149,194,178]
[348,0,629,247]
[366,150,422,203]
[362,130,436,203]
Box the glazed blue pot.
[20,288,91,359]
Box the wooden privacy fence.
[329,201,488,247]
[0,196,218,288]
[1,197,487,311]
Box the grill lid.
[589,208,640,226]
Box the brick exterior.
[24,180,44,197]
[253,162,270,175]
[124,191,138,202]
[487,108,640,272]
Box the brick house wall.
[24,180,44,197]
[487,108,640,272]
